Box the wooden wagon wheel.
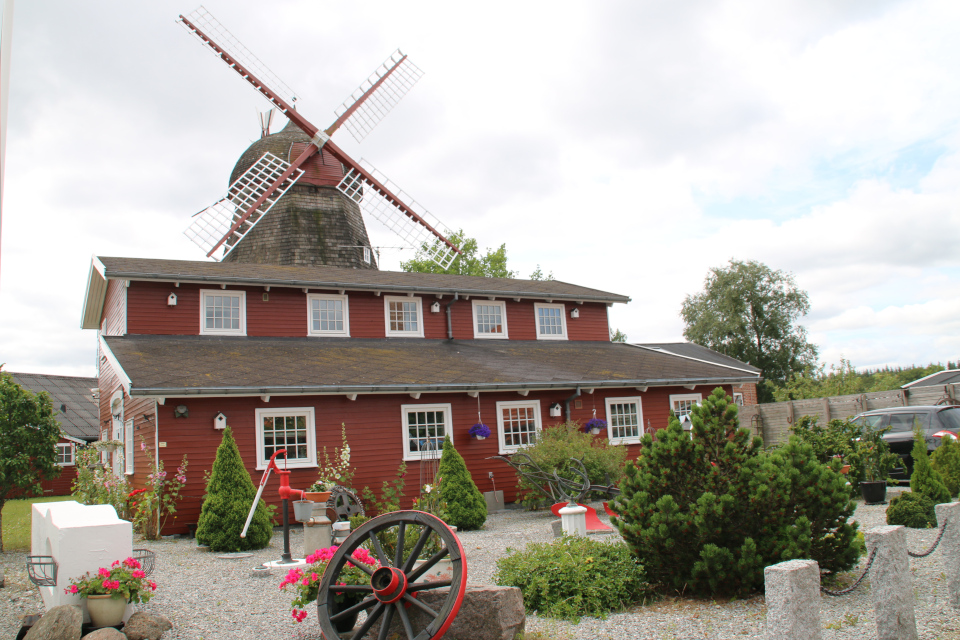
[316,510,467,640]
[326,485,365,521]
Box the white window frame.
[200,289,246,335]
[124,418,134,475]
[56,443,75,466]
[733,392,744,407]
[471,300,509,339]
[401,403,453,461]
[605,396,644,445]
[669,393,702,423]
[307,293,350,337]
[384,296,424,337]
[534,302,567,340]
[254,407,317,470]
[496,400,542,454]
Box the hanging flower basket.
[469,423,491,440]
[584,418,607,435]
[94,440,123,453]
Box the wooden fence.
[738,384,960,446]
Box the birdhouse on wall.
[167,293,177,306]
[549,402,562,418]
[214,413,227,430]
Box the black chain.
[821,547,878,596]
[908,518,949,559]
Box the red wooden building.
[80,256,760,535]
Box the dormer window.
[534,302,567,340]
[201,290,246,335]
[308,294,350,336]
[385,296,424,337]
[472,300,508,339]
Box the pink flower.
[141,442,147,452]
[132,570,146,579]
[111,560,120,567]
[98,568,111,578]
[310,572,319,582]
[291,609,307,622]
[64,585,79,594]
[123,557,141,569]
[149,581,157,590]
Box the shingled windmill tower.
[179,9,460,270]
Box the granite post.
[934,501,960,609]
[763,559,821,640]
[866,525,917,640]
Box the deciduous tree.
[400,229,516,278]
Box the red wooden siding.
[148,384,736,535]
[123,281,613,341]
[101,278,127,336]
[38,437,79,496]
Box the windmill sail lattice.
[338,161,457,270]
[184,152,304,260]
[332,50,424,144]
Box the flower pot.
[840,464,850,475]
[304,491,332,503]
[86,594,126,628]
[860,481,887,505]
[330,594,362,632]
[292,500,315,522]
[589,428,601,435]
[474,435,486,440]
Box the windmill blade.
[184,152,305,260]
[328,49,424,144]
[337,160,458,270]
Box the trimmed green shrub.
[886,491,937,528]
[196,427,273,551]
[931,435,960,498]
[791,416,865,490]
[516,421,627,509]
[910,425,952,504]
[437,436,486,530]
[494,536,650,622]
[612,387,860,596]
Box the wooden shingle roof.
[102,335,760,397]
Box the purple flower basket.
[469,423,491,439]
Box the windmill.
[179,7,461,270]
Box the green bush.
[790,416,865,490]
[886,491,937,528]
[612,387,860,597]
[437,436,486,530]
[930,435,960,498]
[196,427,273,551]
[910,425,952,504]
[494,536,650,622]
[516,421,627,509]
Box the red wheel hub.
[372,566,408,604]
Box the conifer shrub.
[612,387,860,596]
[437,436,487,530]
[196,427,274,551]
[886,491,937,528]
[909,425,952,504]
[790,415,865,491]
[930,435,960,498]
[515,421,627,508]
[493,536,650,622]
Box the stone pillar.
[866,525,917,640]
[934,501,960,609]
[763,559,821,640]
[558,504,587,537]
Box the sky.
[1,0,959,378]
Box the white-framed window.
[56,443,75,466]
[472,300,508,339]
[670,393,702,425]
[307,294,350,336]
[124,418,134,475]
[402,403,452,461]
[385,296,424,337]
[534,303,567,340]
[497,400,542,454]
[200,290,246,335]
[733,392,744,407]
[605,397,643,445]
[255,408,317,470]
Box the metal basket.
[26,555,58,587]
[132,548,156,576]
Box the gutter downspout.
[445,293,459,339]
[564,386,581,422]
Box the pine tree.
[930,435,960,498]
[910,426,952,504]
[437,436,487,530]
[196,427,274,551]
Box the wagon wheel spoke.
[401,525,433,573]
[406,579,452,592]
[329,593,377,621]
[401,592,440,618]
[377,603,396,640]
[351,601,386,640]
[395,600,417,640]
[407,546,450,582]
[346,552,376,577]
[394,521,407,567]
[327,584,375,595]
[367,529,390,567]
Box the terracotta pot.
[303,491,331,503]
[840,464,851,475]
[86,594,126,628]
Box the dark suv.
[851,405,960,479]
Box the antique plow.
[488,454,620,504]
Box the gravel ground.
[2,490,958,640]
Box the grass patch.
[2,496,70,550]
